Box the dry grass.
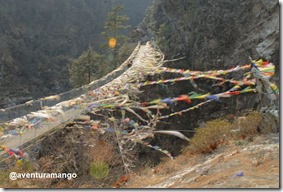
[188,111,263,154]
[125,111,268,188]
[231,111,263,141]
[188,120,231,154]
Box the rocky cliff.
[129,0,280,164]
[133,0,279,79]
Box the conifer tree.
[102,4,130,68]
[69,47,103,87]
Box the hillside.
[126,133,279,188]
[0,0,152,108]
[133,0,279,75]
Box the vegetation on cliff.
[0,0,152,108]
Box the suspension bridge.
[0,41,279,167]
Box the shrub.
[232,111,263,141]
[189,120,231,154]
[90,161,109,179]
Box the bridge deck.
[0,42,163,152]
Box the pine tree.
[101,4,130,68]
[69,47,103,87]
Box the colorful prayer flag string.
[139,141,173,159]
[158,100,213,120]
[151,59,274,77]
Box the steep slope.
[129,0,279,156]
[125,133,279,188]
[124,0,280,188]
[133,0,279,76]
[0,0,152,108]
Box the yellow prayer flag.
[109,117,116,122]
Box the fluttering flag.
[139,142,173,159]
[1,56,279,168]
[161,98,174,105]
[0,145,26,159]
[108,117,116,122]
[205,95,220,102]
[175,95,191,104]
[154,130,190,142]
[107,127,115,132]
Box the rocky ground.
[125,133,279,189]
[1,109,279,189]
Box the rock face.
[133,0,279,79]
[129,0,280,158]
